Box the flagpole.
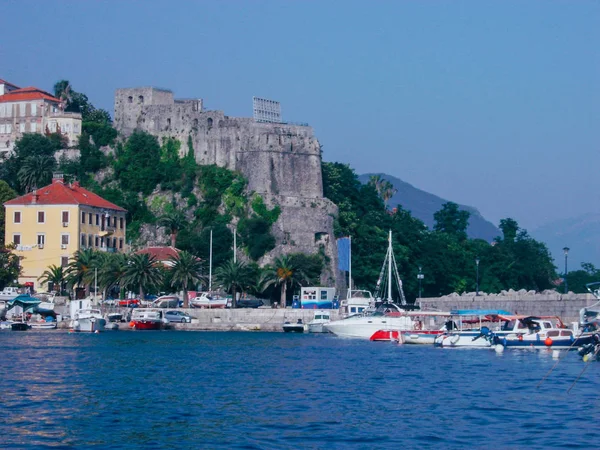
[209,229,213,292]
[348,236,352,298]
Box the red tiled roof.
[136,246,181,262]
[0,86,61,103]
[0,79,20,89]
[3,179,126,211]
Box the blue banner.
[337,237,350,271]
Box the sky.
[1,0,598,231]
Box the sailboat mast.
[387,230,392,302]
[209,229,213,292]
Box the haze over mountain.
[359,173,500,242]
[531,213,600,271]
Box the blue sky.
[1,1,598,230]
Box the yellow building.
[4,176,127,290]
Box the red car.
[118,299,140,307]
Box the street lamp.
[475,258,480,296]
[563,247,570,294]
[417,266,424,300]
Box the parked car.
[236,299,265,308]
[118,299,140,307]
[165,310,194,323]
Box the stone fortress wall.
[114,87,339,285]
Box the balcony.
[99,226,115,237]
[98,246,117,253]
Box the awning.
[7,294,41,312]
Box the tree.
[368,175,397,208]
[265,255,310,307]
[121,253,163,301]
[53,80,72,106]
[65,249,99,295]
[0,181,17,245]
[114,131,162,195]
[97,253,128,299]
[499,218,519,242]
[17,154,56,192]
[38,265,65,293]
[158,210,187,247]
[433,202,470,241]
[169,251,204,308]
[214,259,253,308]
[0,246,21,290]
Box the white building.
[0,79,82,155]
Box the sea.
[2,331,600,450]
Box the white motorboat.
[308,311,331,333]
[0,287,21,302]
[190,292,231,309]
[283,319,306,333]
[29,321,57,330]
[70,298,106,332]
[130,308,169,330]
[325,230,413,339]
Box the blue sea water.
[1,331,600,449]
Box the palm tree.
[38,265,65,293]
[265,255,309,308]
[66,249,99,295]
[18,155,56,192]
[169,251,204,308]
[368,175,397,209]
[214,259,253,308]
[121,253,163,302]
[158,211,187,247]
[97,253,128,299]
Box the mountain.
[358,173,500,242]
[531,213,600,270]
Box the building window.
[61,256,69,268]
[95,214,99,226]
[37,234,45,246]
[81,234,86,247]
[113,216,117,227]
[88,235,93,247]
[31,103,37,116]
[119,238,123,249]
[100,237,104,248]
[61,234,69,245]
[13,234,21,245]
[62,211,69,224]
[95,236,99,247]
[38,211,45,223]
[20,103,26,117]
[88,213,92,225]
[14,211,21,224]
[81,211,86,224]
[138,95,144,103]
[207,118,213,128]
[19,123,25,132]
[119,217,124,229]
[113,237,117,248]
[128,96,133,103]
[6,124,11,133]
[30,122,37,133]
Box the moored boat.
[190,292,231,309]
[434,310,512,348]
[308,311,331,333]
[492,315,586,350]
[70,298,106,332]
[130,308,168,330]
[283,319,305,333]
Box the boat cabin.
[300,287,336,309]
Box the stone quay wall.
[57,308,343,332]
[419,289,599,324]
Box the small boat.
[492,315,586,350]
[434,309,512,348]
[29,319,57,330]
[70,298,106,332]
[130,308,168,330]
[190,292,231,309]
[308,311,331,333]
[0,286,22,302]
[283,319,305,333]
[11,322,29,331]
[399,311,453,345]
[106,312,123,323]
